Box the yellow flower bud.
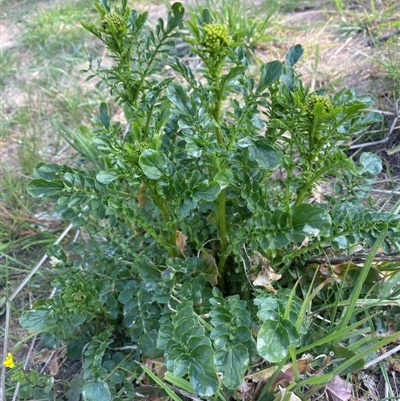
[3,353,15,369]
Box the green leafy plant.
[16,0,400,399]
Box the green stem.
[294,162,344,206]
[121,42,135,106]
[213,90,224,147]
[307,115,320,172]
[212,80,229,284]
[149,185,178,257]
[285,142,294,212]
[227,95,253,150]
[143,103,155,141]
[217,188,228,265]
[135,38,169,105]
[309,116,318,149]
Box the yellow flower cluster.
[3,353,15,369]
[200,23,233,54]
[306,94,333,117]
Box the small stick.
[306,252,400,264]
[367,29,400,46]
[364,344,400,369]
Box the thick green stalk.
[217,189,228,266]
[213,90,224,147]
[212,82,229,281]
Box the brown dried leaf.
[246,364,289,383]
[389,357,400,372]
[153,358,166,380]
[246,355,314,386]
[48,357,59,376]
[175,230,187,255]
[33,349,60,376]
[326,376,353,401]
[200,251,219,286]
[251,252,281,293]
[33,349,54,364]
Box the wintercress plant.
[20,1,400,400]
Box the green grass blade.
[336,226,388,332]
[138,363,184,401]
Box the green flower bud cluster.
[124,141,151,164]
[200,23,233,57]
[306,94,333,117]
[60,275,101,314]
[101,11,128,53]
[102,12,126,34]
[136,141,151,154]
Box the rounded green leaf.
[189,344,219,396]
[192,182,220,202]
[167,2,185,31]
[35,163,62,180]
[82,380,111,401]
[258,60,283,92]
[27,179,64,198]
[110,370,124,385]
[281,319,300,346]
[17,385,33,399]
[214,344,249,389]
[139,330,164,358]
[139,149,173,180]
[358,152,382,175]
[20,308,51,331]
[248,141,282,169]
[292,204,331,236]
[96,171,120,184]
[214,169,236,189]
[257,320,290,363]
[285,44,304,67]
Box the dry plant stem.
[0,223,73,401]
[370,189,400,196]
[367,28,400,46]
[166,385,203,401]
[349,107,399,149]
[363,343,400,369]
[306,251,400,264]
